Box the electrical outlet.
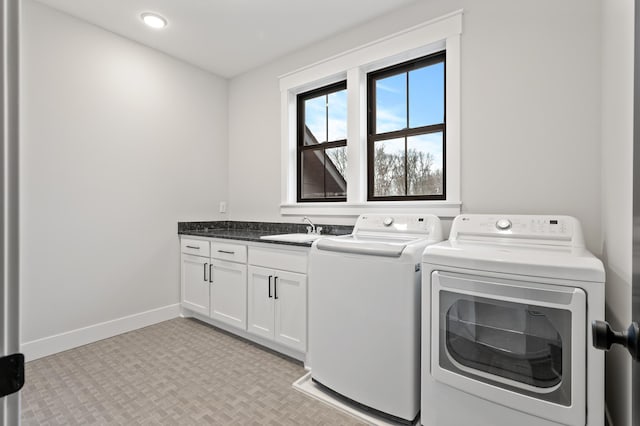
[219,201,227,213]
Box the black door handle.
[268,275,272,298]
[592,320,640,361]
[204,263,208,282]
[209,264,213,283]
[274,276,278,300]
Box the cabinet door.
[210,259,247,330]
[247,265,274,340]
[181,254,210,316]
[273,270,307,352]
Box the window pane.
[328,90,347,141]
[325,146,347,197]
[376,73,407,134]
[373,138,405,196]
[409,62,444,128]
[407,132,443,196]
[304,95,326,144]
[301,150,325,199]
[444,296,564,389]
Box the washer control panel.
[450,214,583,247]
[353,214,441,236]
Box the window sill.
[280,201,461,218]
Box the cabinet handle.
[274,276,278,300]
[186,245,200,250]
[217,250,235,255]
[209,264,213,283]
[268,275,273,298]
[204,263,208,282]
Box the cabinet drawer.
[211,241,247,263]
[248,247,308,274]
[181,238,210,257]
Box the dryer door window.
[432,272,584,408]
[441,292,571,405]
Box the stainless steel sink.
[259,233,325,243]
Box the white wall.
[600,1,634,425]
[228,0,603,252]
[20,0,228,358]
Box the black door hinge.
[0,353,24,397]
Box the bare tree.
[326,147,347,177]
[374,145,404,196]
[374,145,442,196]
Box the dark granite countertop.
[178,220,353,247]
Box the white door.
[273,270,306,351]
[0,1,21,423]
[181,254,210,315]
[210,259,247,330]
[247,265,274,339]
[633,4,640,421]
[631,2,640,420]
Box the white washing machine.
[309,214,443,424]
[421,214,604,426]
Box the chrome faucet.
[303,216,321,234]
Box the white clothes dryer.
[309,214,443,424]
[421,214,604,426]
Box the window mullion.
[404,136,408,196]
[325,94,329,144]
[405,71,409,131]
[324,95,328,198]
[405,71,409,196]
[300,140,345,151]
[322,148,326,198]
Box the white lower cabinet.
[272,269,307,350]
[181,253,210,316]
[247,266,274,339]
[181,238,247,331]
[247,246,307,353]
[181,236,308,356]
[210,259,247,329]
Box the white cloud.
[376,107,405,133]
[408,133,443,171]
[376,81,403,94]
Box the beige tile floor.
[21,318,365,425]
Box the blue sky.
[304,61,444,171]
[304,90,347,143]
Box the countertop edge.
[178,230,316,248]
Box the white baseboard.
[21,304,181,361]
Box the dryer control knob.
[496,219,512,230]
[383,217,394,227]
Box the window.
[297,81,348,202]
[368,52,445,201]
[279,10,462,217]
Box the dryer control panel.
[449,215,584,247]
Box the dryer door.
[431,271,586,426]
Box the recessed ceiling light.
[141,13,167,29]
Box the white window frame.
[279,10,463,217]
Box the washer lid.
[316,234,423,257]
[315,213,444,257]
[422,240,605,282]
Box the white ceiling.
[34,0,418,78]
